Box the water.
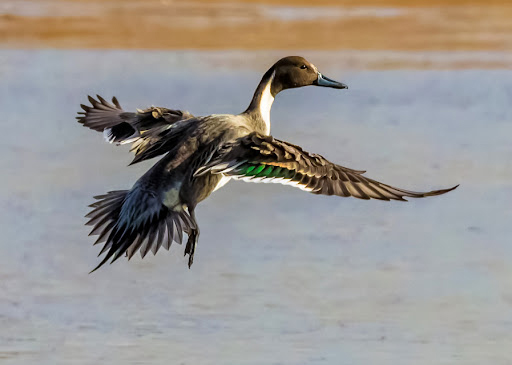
[1,50,511,364]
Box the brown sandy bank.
[1,0,512,68]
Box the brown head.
[244,56,348,133]
[267,56,348,96]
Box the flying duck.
[77,56,457,272]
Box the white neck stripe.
[259,70,275,135]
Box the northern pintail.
[77,56,457,272]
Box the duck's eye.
[300,65,307,69]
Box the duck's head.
[268,56,348,95]
[245,56,348,132]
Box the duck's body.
[78,56,457,272]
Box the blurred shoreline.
[1,0,512,69]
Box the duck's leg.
[184,207,200,269]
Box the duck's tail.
[85,188,195,273]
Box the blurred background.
[1,1,511,364]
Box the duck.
[77,56,457,272]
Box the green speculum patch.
[235,163,297,180]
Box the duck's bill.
[315,73,348,89]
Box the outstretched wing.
[195,133,458,201]
[77,95,194,163]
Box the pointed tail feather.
[86,189,195,273]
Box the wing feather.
[77,95,195,163]
[195,132,458,201]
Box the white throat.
[259,71,275,135]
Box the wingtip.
[442,183,459,193]
[97,94,107,104]
[427,184,459,197]
[112,96,122,109]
